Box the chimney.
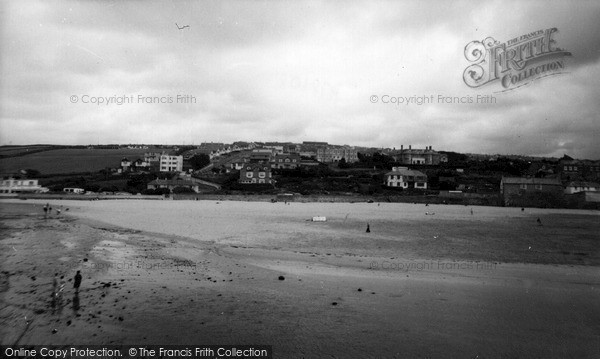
[409,145,411,150]
[401,145,403,150]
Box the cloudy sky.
[1,0,599,158]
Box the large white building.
[159,154,183,172]
[0,177,48,194]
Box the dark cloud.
[0,0,599,159]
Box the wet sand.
[1,199,599,358]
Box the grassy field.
[0,148,159,175]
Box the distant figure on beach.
[537,218,542,226]
[521,207,525,211]
[366,223,370,233]
[56,209,61,216]
[470,208,473,215]
[425,203,429,207]
[73,271,82,292]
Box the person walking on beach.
[73,271,82,292]
[366,223,371,233]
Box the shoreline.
[8,191,600,210]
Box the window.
[246,172,253,178]
[520,184,527,189]
[534,184,542,190]
[258,172,266,178]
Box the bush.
[172,186,195,194]
[142,188,170,195]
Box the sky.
[1,0,599,159]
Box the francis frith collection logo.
[463,28,571,92]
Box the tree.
[24,169,42,177]
[189,154,211,170]
[127,173,153,193]
[172,186,195,194]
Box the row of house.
[119,152,183,173]
[188,142,256,159]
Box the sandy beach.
[1,199,599,358]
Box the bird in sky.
[175,23,190,30]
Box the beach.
[1,199,599,358]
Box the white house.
[383,167,428,189]
[0,177,48,194]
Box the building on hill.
[120,158,132,172]
[557,155,600,182]
[272,153,301,169]
[316,146,359,163]
[133,158,149,170]
[383,167,428,189]
[388,145,448,165]
[239,162,274,184]
[159,154,183,172]
[557,155,583,181]
[500,177,564,206]
[249,149,273,162]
